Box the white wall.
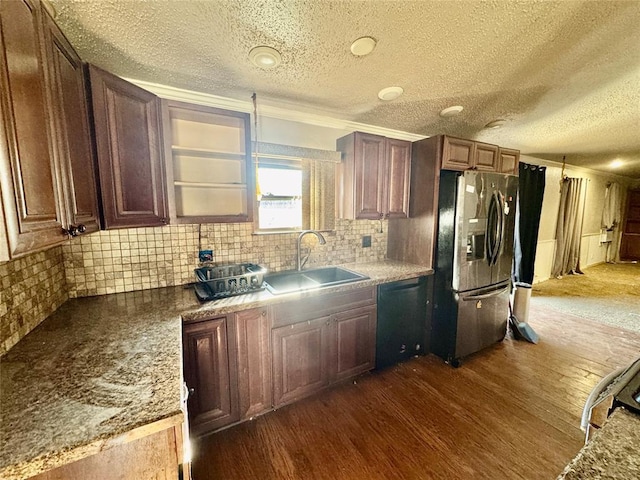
[521,155,634,283]
[257,116,351,150]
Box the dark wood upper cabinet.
[88,64,168,229]
[441,136,474,170]
[183,315,239,435]
[0,0,68,259]
[385,138,412,219]
[440,135,518,175]
[474,142,499,171]
[42,8,100,234]
[499,147,520,175]
[387,137,441,269]
[337,132,411,220]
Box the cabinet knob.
[261,310,266,316]
[161,217,168,225]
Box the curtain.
[512,163,546,287]
[602,182,622,229]
[552,177,588,278]
[302,159,335,231]
[602,182,622,263]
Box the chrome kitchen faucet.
[297,230,326,271]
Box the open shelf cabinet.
[162,100,253,223]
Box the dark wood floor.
[192,304,640,480]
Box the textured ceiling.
[51,0,640,178]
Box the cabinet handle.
[261,310,266,316]
[62,224,87,237]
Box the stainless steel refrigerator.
[432,170,518,366]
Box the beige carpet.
[531,263,640,333]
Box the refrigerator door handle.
[485,192,500,265]
[494,192,506,265]
[462,284,510,301]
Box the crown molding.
[126,78,427,142]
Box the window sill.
[252,229,335,236]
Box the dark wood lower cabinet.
[234,307,272,420]
[183,288,377,435]
[183,316,239,435]
[272,316,332,407]
[332,305,377,382]
[272,289,377,408]
[29,423,183,480]
[184,307,273,435]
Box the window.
[254,155,336,232]
[257,164,303,230]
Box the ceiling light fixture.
[485,119,507,129]
[378,86,404,101]
[249,46,282,69]
[610,159,624,169]
[350,36,377,56]
[439,105,464,117]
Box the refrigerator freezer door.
[454,281,510,360]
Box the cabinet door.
[620,189,640,261]
[441,136,474,171]
[233,307,272,419]
[354,132,386,219]
[183,317,239,435]
[88,64,168,228]
[474,142,499,171]
[272,317,331,407]
[499,148,520,175]
[43,10,100,234]
[384,139,411,218]
[0,0,67,259]
[331,305,377,382]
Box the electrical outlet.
[199,250,214,263]
[362,235,372,248]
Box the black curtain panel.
[513,163,546,287]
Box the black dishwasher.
[376,276,431,369]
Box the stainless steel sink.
[263,266,368,295]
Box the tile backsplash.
[1,219,387,354]
[63,219,387,298]
[0,247,68,355]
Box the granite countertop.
[557,408,640,479]
[0,260,431,480]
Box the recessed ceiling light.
[610,159,624,169]
[440,105,464,117]
[350,36,377,56]
[378,86,404,101]
[249,46,282,69]
[485,119,506,129]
